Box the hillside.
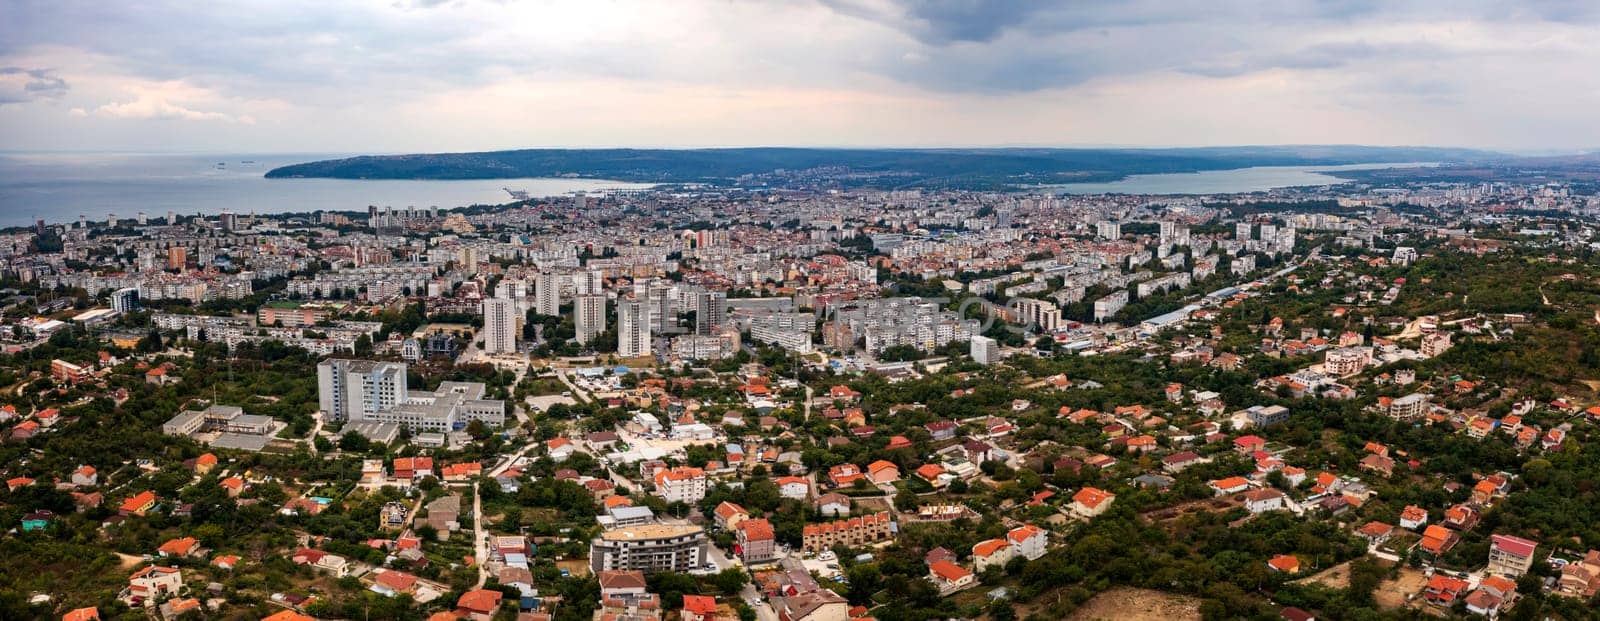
[264,146,1502,188]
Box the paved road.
[472,481,488,587]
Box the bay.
[1047,162,1432,195]
[0,152,655,228]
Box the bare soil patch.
[1064,587,1202,621]
[1373,566,1429,610]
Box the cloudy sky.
[1,0,1597,153]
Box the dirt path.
[115,552,144,569]
[1065,587,1202,621]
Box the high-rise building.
[575,270,604,295]
[167,246,187,270]
[971,335,999,365]
[695,290,726,336]
[111,288,140,314]
[1096,220,1121,240]
[482,297,519,355]
[219,211,238,232]
[1235,222,1253,240]
[575,294,607,346]
[534,272,561,316]
[618,297,652,358]
[317,359,408,423]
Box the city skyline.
[3,1,1600,153]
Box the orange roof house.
[63,608,100,621]
[119,490,158,516]
[157,537,199,557]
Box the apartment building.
[588,524,709,575]
[800,511,895,554]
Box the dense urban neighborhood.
[5,177,1600,621]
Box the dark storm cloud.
[0,67,68,104]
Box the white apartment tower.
[971,335,999,365]
[575,294,607,346]
[574,270,604,296]
[534,271,561,316]
[481,297,519,355]
[618,297,652,358]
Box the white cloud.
[95,95,241,122]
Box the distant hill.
[264,146,1504,189]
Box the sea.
[0,153,1425,229]
[0,152,657,229]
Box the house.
[119,490,159,516]
[193,453,218,475]
[1487,534,1538,577]
[1423,574,1470,604]
[914,463,947,487]
[1358,453,1395,477]
[815,492,851,517]
[682,594,720,621]
[773,587,847,621]
[158,598,201,619]
[827,464,865,488]
[1444,504,1481,530]
[1280,607,1316,621]
[1233,435,1266,454]
[1267,555,1301,574]
[220,476,245,497]
[1465,575,1517,618]
[441,462,483,481]
[865,460,900,484]
[455,589,505,621]
[970,537,1015,573]
[62,608,100,621]
[1555,550,1600,598]
[1419,525,1459,556]
[714,501,750,529]
[776,476,811,500]
[1209,476,1252,496]
[261,612,315,621]
[1006,524,1047,560]
[546,437,576,461]
[927,560,976,594]
[1243,489,1286,514]
[157,537,200,558]
[1069,487,1115,518]
[1161,451,1206,473]
[1399,505,1428,530]
[126,565,183,605]
[1356,522,1394,545]
[598,569,649,600]
[736,518,778,564]
[71,465,98,487]
[373,569,420,595]
[21,511,55,532]
[925,420,958,440]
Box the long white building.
[317,359,505,432]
